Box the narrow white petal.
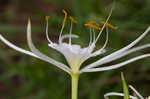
[27,20,71,74]
[129,85,144,99]
[93,44,150,65]
[104,92,138,99]
[0,34,39,58]
[90,49,106,57]
[83,26,150,69]
[81,54,150,73]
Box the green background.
[0,0,150,99]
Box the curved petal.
[83,26,150,69]
[104,92,138,99]
[129,85,144,99]
[27,19,71,74]
[0,34,39,58]
[90,49,106,57]
[61,34,78,43]
[90,44,150,66]
[81,53,150,73]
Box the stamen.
[45,16,50,21]
[69,16,77,23]
[89,27,92,46]
[84,23,102,31]
[68,16,77,45]
[88,21,99,26]
[101,21,117,30]
[94,5,114,43]
[69,16,76,45]
[92,28,96,42]
[62,9,68,29]
[101,27,109,50]
[69,21,73,45]
[45,16,53,44]
[59,9,68,44]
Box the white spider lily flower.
[0,9,150,75]
[104,85,149,99]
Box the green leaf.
[121,72,130,99]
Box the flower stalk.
[71,73,80,99]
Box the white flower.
[147,96,150,99]
[104,85,149,99]
[0,10,150,75]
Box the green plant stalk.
[121,72,129,99]
[71,73,80,99]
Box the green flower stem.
[71,73,80,99]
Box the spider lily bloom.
[0,10,150,74]
[104,85,149,99]
[0,9,150,99]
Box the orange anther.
[45,16,50,21]
[84,23,102,31]
[88,21,99,26]
[101,21,118,30]
[62,9,67,16]
[62,9,68,28]
[69,16,77,23]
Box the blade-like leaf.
[121,72,130,99]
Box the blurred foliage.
[0,0,150,99]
